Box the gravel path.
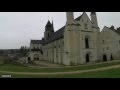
[0,64,120,75]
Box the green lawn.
[0,61,120,78]
[0,61,120,73]
[0,68,120,78]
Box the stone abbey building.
[27,12,120,65]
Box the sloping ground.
[0,60,120,75]
[1,60,120,78]
[1,64,120,76]
[29,61,63,68]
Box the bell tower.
[44,20,54,41]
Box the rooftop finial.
[52,17,53,24]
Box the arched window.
[85,37,89,49]
[34,54,39,61]
[103,55,107,61]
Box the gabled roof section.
[75,12,93,24]
[75,15,82,21]
[44,26,65,44]
[111,29,120,35]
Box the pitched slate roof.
[107,27,120,35]
[31,40,44,44]
[31,15,83,45]
[43,15,83,44]
[112,29,120,34]
[43,26,65,44]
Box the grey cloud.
[0,12,120,49]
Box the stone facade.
[99,26,120,61]
[27,12,120,66]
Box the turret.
[66,12,74,24]
[91,12,98,27]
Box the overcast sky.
[0,12,120,49]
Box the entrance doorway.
[103,55,107,61]
[28,57,31,61]
[86,54,89,63]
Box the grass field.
[0,61,120,72]
[1,68,120,78]
[0,60,120,78]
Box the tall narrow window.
[110,54,113,60]
[85,38,89,49]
